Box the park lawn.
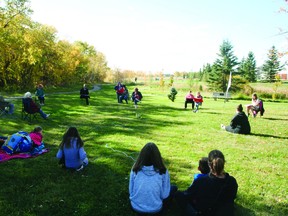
[0,83,287,216]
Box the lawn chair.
[22,98,38,122]
[0,101,10,117]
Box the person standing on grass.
[35,84,45,105]
[56,127,88,171]
[175,150,238,216]
[221,104,251,135]
[129,142,177,215]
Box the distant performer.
[80,84,90,105]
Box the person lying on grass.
[56,127,88,171]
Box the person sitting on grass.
[56,127,88,171]
[175,150,238,216]
[29,126,45,153]
[80,84,90,105]
[184,91,195,110]
[131,87,143,108]
[129,142,177,215]
[194,157,210,181]
[23,92,50,119]
[221,104,251,135]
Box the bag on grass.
[2,131,32,155]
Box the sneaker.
[45,114,50,119]
[76,165,84,172]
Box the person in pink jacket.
[29,126,45,152]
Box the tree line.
[199,40,284,93]
[0,0,110,91]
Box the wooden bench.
[212,92,231,101]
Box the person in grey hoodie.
[129,142,177,215]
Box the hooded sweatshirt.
[129,165,170,213]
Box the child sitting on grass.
[56,127,88,171]
[193,157,210,181]
[29,126,45,153]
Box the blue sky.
[30,0,287,73]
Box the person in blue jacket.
[56,127,88,171]
[129,142,177,215]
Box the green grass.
[0,84,287,216]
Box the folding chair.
[0,101,10,117]
[22,98,38,122]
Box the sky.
[30,0,288,73]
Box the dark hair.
[132,142,167,174]
[252,93,258,99]
[208,150,225,176]
[60,127,84,149]
[198,157,210,174]
[237,104,243,112]
[33,126,42,133]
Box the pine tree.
[208,40,238,92]
[238,52,257,82]
[262,46,284,82]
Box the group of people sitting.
[114,82,143,108]
[184,91,203,113]
[129,142,238,216]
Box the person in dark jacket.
[175,150,238,216]
[23,92,50,119]
[221,104,251,134]
[80,84,90,105]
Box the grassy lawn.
[0,83,287,216]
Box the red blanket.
[0,148,49,163]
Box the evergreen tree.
[238,52,257,82]
[262,46,284,82]
[208,40,238,92]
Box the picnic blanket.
[0,148,49,163]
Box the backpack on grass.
[2,131,32,155]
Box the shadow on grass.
[250,133,288,140]
[263,117,288,121]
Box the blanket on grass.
[0,148,49,163]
